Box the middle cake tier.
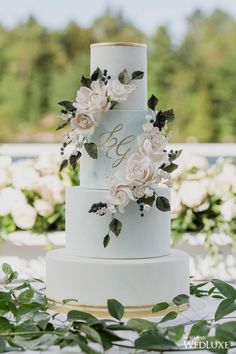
[66,186,171,259]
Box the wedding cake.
[46,42,189,317]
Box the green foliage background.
[0,9,236,143]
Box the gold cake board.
[48,297,188,318]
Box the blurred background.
[0,0,235,281]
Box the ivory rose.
[125,153,157,186]
[138,131,168,166]
[107,183,133,213]
[71,113,95,136]
[107,80,129,103]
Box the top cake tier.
[90,42,147,110]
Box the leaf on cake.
[90,67,102,81]
[156,196,170,212]
[162,162,178,173]
[148,94,158,111]
[69,152,81,169]
[118,69,128,84]
[131,71,144,80]
[84,143,98,159]
[80,75,91,88]
[103,234,110,248]
[56,121,70,131]
[109,218,122,237]
[59,159,68,172]
[107,299,124,320]
[144,194,156,207]
[58,101,76,112]
[152,302,170,313]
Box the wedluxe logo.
[183,335,230,350]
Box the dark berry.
[101,77,105,81]
[141,213,144,217]
[150,119,154,123]
[103,69,107,75]
[107,75,111,80]
[63,142,67,147]
[139,205,144,211]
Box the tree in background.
[0,9,235,143]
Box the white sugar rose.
[0,187,27,216]
[35,176,65,206]
[125,153,157,186]
[138,132,168,166]
[107,183,133,213]
[12,204,37,230]
[142,122,153,133]
[179,181,207,208]
[12,167,39,190]
[71,113,95,137]
[107,80,129,103]
[34,199,54,216]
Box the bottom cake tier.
[46,249,189,317]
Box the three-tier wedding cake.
[46,42,189,317]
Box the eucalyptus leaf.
[216,321,236,341]
[84,143,98,159]
[156,196,170,212]
[212,279,236,300]
[148,94,158,111]
[103,234,110,248]
[131,71,144,80]
[118,69,128,84]
[67,310,96,322]
[59,159,68,172]
[109,218,122,237]
[167,325,185,342]
[135,332,177,350]
[172,294,189,306]
[107,299,124,321]
[152,302,169,313]
[0,316,12,333]
[2,263,12,276]
[215,299,236,321]
[188,320,210,339]
[127,318,156,332]
[18,289,34,303]
[80,324,102,345]
[159,311,178,324]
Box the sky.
[1,0,236,40]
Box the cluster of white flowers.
[0,155,68,231]
[171,153,236,223]
[105,116,172,214]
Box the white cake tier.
[80,109,149,189]
[46,249,189,317]
[90,43,147,110]
[66,186,171,259]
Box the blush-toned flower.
[138,132,168,166]
[12,204,37,230]
[106,183,134,213]
[71,113,95,137]
[125,153,157,186]
[107,80,129,103]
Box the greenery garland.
[0,264,236,353]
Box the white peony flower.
[107,80,129,103]
[35,153,61,176]
[107,183,134,213]
[138,131,168,166]
[71,113,95,137]
[0,187,27,216]
[11,167,39,190]
[125,153,157,187]
[34,199,54,216]
[220,199,236,222]
[171,190,183,219]
[12,204,37,230]
[179,180,207,208]
[73,81,110,114]
[35,176,65,206]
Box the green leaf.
[107,299,124,320]
[33,312,51,330]
[90,67,102,81]
[212,279,236,300]
[80,75,91,88]
[188,320,210,339]
[156,196,170,212]
[162,162,178,173]
[172,294,189,306]
[215,299,236,321]
[0,336,5,353]
[56,121,70,130]
[204,336,229,354]
[159,311,178,323]
[67,310,96,322]
[11,334,56,351]
[58,101,75,112]
[18,289,34,303]
[80,325,102,344]
[59,159,68,172]
[69,152,81,169]
[118,69,128,84]
[144,194,155,206]
[148,94,158,111]
[0,316,12,333]
[131,71,144,80]
[103,234,110,248]
[127,318,156,332]
[162,108,175,122]
[135,332,177,350]
[84,143,98,159]
[152,302,169,313]
[167,325,185,342]
[109,218,122,237]
[2,263,12,276]
[216,321,236,341]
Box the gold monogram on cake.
[98,123,135,168]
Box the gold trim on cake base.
[47,297,188,318]
[90,42,146,48]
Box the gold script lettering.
[98,124,135,168]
